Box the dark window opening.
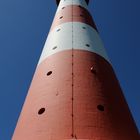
[62,7,65,9]
[97,105,104,111]
[52,46,57,50]
[86,44,90,47]
[82,27,86,29]
[78,5,82,8]
[59,16,63,19]
[38,108,45,115]
[57,29,61,32]
[91,66,96,74]
[47,71,52,76]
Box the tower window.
[80,14,84,17]
[97,105,104,111]
[91,66,96,74]
[56,29,61,32]
[86,44,90,47]
[47,71,52,76]
[38,108,45,115]
[78,5,82,8]
[52,46,57,50]
[59,16,63,19]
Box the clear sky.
[0,0,140,139]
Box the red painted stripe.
[12,50,139,140]
[51,5,97,31]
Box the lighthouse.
[12,0,140,139]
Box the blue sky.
[0,0,140,139]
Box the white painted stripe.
[57,0,88,13]
[38,22,72,64]
[38,22,110,65]
[73,23,110,62]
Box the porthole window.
[97,105,104,111]
[86,44,90,47]
[91,66,96,74]
[56,29,61,32]
[52,46,57,50]
[47,71,52,76]
[38,108,45,115]
[59,16,63,19]
[78,5,82,8]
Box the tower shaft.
[12,0,140,140]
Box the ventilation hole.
[86,44,90,47]
[62,7,65,9]
[47,71,52,76]
[56,29,61,32]
[38,108,45,115]
[91,66,96,74]
[82,27,86,29]
[59,16,63,19]
[97,105,104,111]
[52,46,57,50]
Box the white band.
[38,22,110,65]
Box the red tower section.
[12,0,140,140]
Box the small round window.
[52,46,57,50]
[97,105,104,111]
[47,71,52,76]
[38,108,45,115]
[91,66,96,74]
[78,5,82,8]
[56,29,61,32]
[86,44,90,47]
[59,16,63,19]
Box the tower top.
[56,0,89,5]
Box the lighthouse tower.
[12,0,140,140]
